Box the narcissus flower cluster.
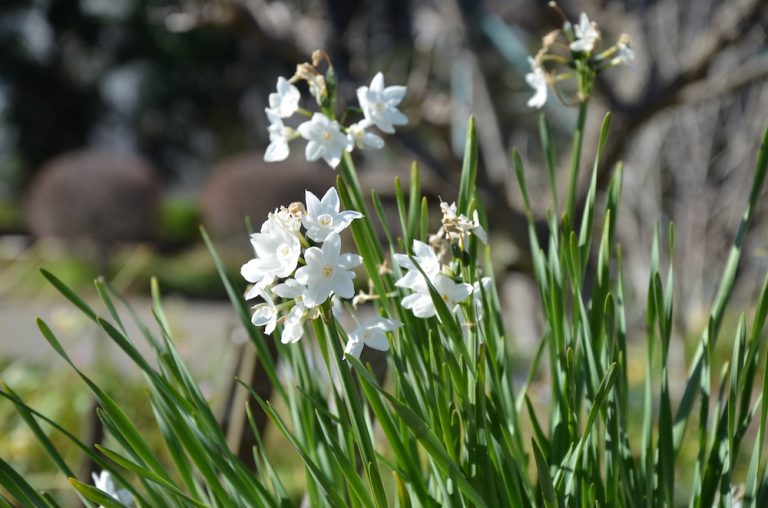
[242,187,363,342]
[393,202,490,327]
[526,9,634,109]
[263,52,407,168]
[241,187,401,357]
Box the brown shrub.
[26,150,160,248]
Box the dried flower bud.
[429,231,452,266]
[288,201,306,218]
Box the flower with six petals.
[295,233,362,307]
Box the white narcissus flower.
[242,261,274,299]
[347,120,385,150]
[250,289,278,334]
[297,113,351,168]
[394,240,441,290]
[281,304,306,344]
[525,57,548,109]
[302,187,363,243]
[401,273,472,319]
[241,213,301,286]
[570,12,600,54]
[344,317,402,358]
[356,72,408,134]
[611,36,635,66]
[294,233,362,307]
[92,470,134,507]
[268,76,301,118]
[264,109,294,162]
[272,278,307,304]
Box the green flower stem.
[565,99,589,223]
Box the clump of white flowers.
[242,187,359,343]
[263,50,408,168]
[393,201,490,327]
[241,186,401,357]
[526,5,634,109]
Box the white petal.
[382,86,406,103]
[402,293,436,318]
[339,253,363,270]
[244,284,262,300]
[356,86,369,111]
[322,187,340,212]
[305,140,323,161]
[305,279,333,307]
[305,190,321,215]
[323,233,341,256]
[331,274,356,299]
[370,72,385,91]
[412,240,433,259]
[294,265,311,285]
[393,253,414,270]
[365,331,390,351]
[323,152,341,168]
[448,282,473,304]
[363,132,385,149]
[265,140,289,162]
[344,338,364,358]
[387,109,408,126]
[241,259,265,283]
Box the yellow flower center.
[318,214,333,226]
[322,265,334,277]
[322,130,332,141]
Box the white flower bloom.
[302,187,363,243]
[250,289,278,334]
[242,213,301,284]
[294,233,362,307]
[347,120,385,150]
[241,261,275,299]
[272,278,306,303]
[472,210,488,244]
[401,273,472,319]
[272,205,303,233]
[525,57,548,109]
[344,317,402,358]
[281,304,306,344]
[356,72,408,134]
[570,12,600,54]
[264,109,294,162]
[268,76,301,118]
[297,113,351,168]
[611,37,635,66]
[92,470,134,507]
[394,240,441,291]
[439,201,487,244]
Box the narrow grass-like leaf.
[68,479,127,508]
[0,458,55,508]
[40,268,98,321]
[533,438,557,508]
[457,115,478,215]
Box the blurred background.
[1,0,767,502]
